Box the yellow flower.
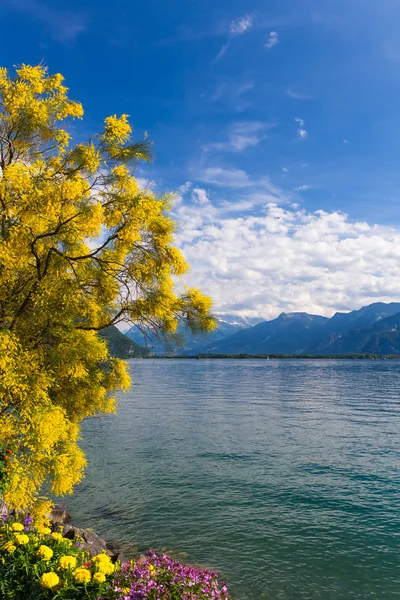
[37,526,51,535]
[11,523,24,532]
[93,572,106,584]
[148,564,156,576]
[58,555,77,570]
[14,533,29,545]
[122,588,130,594]
[37,545,53,561]
[51,532,63,541]
[40,572,60,589]
[73,567,92,583]
[93,554,114,575]
[3,541,16,553]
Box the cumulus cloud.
[192,187,210,205]
[172,196,400,319]
[265,31,279,48]
[230,14,253,35]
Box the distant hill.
[198,312,329,355]
[197,302,400,356]
[308,309,400,355]
[125,314,262,355]
[99,325,150,358]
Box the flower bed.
[0,516,230,600]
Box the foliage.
[0,516,115,599]
[109,550,230,600]
[0,518,230,600]
[0,64,215,516]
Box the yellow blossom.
[93,572,106,584]
[40,572,60,589]
[14,533,29,545]
[73,567,92,583]
[37,526,51,535]
[3,541,16,553]
[122,588,130,594]
[51,532,63,541]
[11,523,24,532]
[58,555,77,570]
[103,114,131,143]
[37,545,53,561]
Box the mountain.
[308,310,400,355]
[306,302,400,353]
[125,314,262,355]
[99,325,150,358]
[196,302,400,356]
[199,312,329,355]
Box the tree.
[0,64,215,519]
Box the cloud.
[179,181,193,194]
[230,14,253,35]
[136,177,157,191]
[205,121,272,152]
[197,167,251,188]
[3,0,87,41]
[295,117,308,138]
[214,14,253,62]
[295,184,311,191]
[173,198,400,319]
[192,188,210,205]
[286,90,311,100]
[265,31,279,48]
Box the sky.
[2,0,400,319]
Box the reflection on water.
[65,359,400,599]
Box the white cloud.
[295,117,308,138]
[295,184,311,191]
[214,14,253,62]
[230,14,253,35]
[343,139,350,144]
[265,31,279,48]
[136,177,157,190]
[197,167,251,188]
[173,198,400,319]
[192,187,210,205]
[206,121,272,153]
[179,181,193,193]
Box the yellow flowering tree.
[0,64,215,518]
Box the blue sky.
[2,0,400,318]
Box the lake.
[66,359,400,599]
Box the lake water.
[66,359,400,599]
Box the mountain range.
[124,314,262,355]
[124,302,400,356]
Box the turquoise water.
[66,359,400,599]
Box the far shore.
[139,353,400,360]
